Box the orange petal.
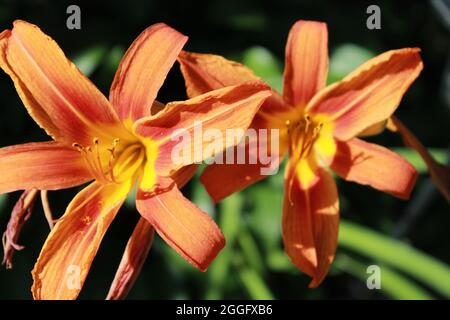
[200,161,274,204]
[2,20,124,145]
[283,20,328,108]
[135,83,271,174]
[110,23,187,122]
[331,138,417,199]
[178,50,291,117]
[307,48,423,141]
[357,120,388,137]
[171,164,199,189]
[388,116,450,203]
[0,30,61,140]
[107,218,154,300]
[0,141,91,194]
[178,51,261,98]
[282,161,339,287]
[176,52,290,201]
[136,177,225,271]
[2,189,39,269]
[32,180,132,300]
[200,126,285,203]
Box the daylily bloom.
[178,20,423,286]
[0,20,270,299]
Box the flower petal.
[282,162,339,288]
[178,51,261,98]
[283,20,328,108]
[107,217,154,300]
[178,50,291,118]
[136,177,225,271]
[135,83,271,174]
[0,30,61,140]
[110,23,187,122]
[307,48,423,140]
[200,125,285,203]
[32,180,133,300]
[2,189,38,269]
[331,138,417,199]
[200,161,278,204]
[0,141,91,194]
[388,116,450,203]
[171,164,199,189]
[3,20,124,145]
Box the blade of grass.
[339,221,450,297]
[205,193,243,299]
[238,267,274,300]
[335,254,434,299]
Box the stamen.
[40,190,54,230]
[72,138,123,184]
[72,143,83,151]
[92,138,109,182]
[107,138,120,183]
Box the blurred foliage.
[0,0,449,300]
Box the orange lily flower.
[0,20,270,299]
[178,20,423,286]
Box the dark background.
[0,0,449,299]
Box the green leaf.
[267,250,296,272]
[241,46,283,92]
[105,46,126,72]
[238,229,265,275]
[228,13,268,31]
[246,185,282,253]
[328,44,375,84]
[205,193,243,299]
[238,267,274,299]
[335,254,434,299]
[393,147,449,173]
[339,221,450,298]
[0,193,7,212]
[72,45,108,77]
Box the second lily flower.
[178,20,423,287]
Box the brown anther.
[93,137,100,145]
[72,143,83,151]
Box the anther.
[72,143,83,151]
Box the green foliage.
[339,221,450,298]
[328,44,375,83]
